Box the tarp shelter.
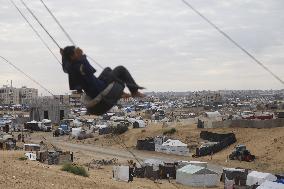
[113,166,129,182]
[137,138,155,151]
[143,159,164,166]
[222,168,248,188]
[71,127,82,138]
[133,120,146,128]
[176,164,219,187]
[204,111,221,118]
[155,139,189,156]
[189,161,208,168]
[24,144,41,151]
[247,171,277,186]
[25,152,37,161]
[257,181,284,189]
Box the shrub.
[163,128,177,135]
[18,156,27,161]
[61,163,89,177]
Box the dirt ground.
[0,151,223,189]
[118,123,284,174]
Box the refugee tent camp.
[113,166,129,182]
[246,171,277,186]
[176,164,219,187]
[256,181,284,189]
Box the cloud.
[0,0,284,95]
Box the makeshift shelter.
[204,111,221,118]
[188,161,208,168]
[113,166,129,182]
[136,138,155,151]
[143,159,164,179]
[97,125,111,135]
[143,159,164,166]
[133,120,145,128]
[176,164,219,187]
[25,152,37,161]
[155,139,189,156]
[71,127,82,138]
[257,181,284,189]
[247,171,277,186]
[160,163,176,179]
[24,144,41,151]
[0,134,16,150]
[221,168,248,188]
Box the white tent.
[133,120,146,128]
[143,159,164,166]
[188,161,208,168]
[205,111,221,118]
[25,152,37,161]
[113,166,129,182]
[155,139,189,156]
[176,164,219,187]
[257,181,284,189]
[71,127,82,138]
[247,171,277,186]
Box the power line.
[39,0,104,70]
[0,56,56,96]
[20,0,61,49]
[181,0,284,85]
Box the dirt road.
[33,136,223,173]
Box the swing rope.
[10,0,61,65]
[181,0,284,85]
[20,0,61,49]
[39,0,104,70]
[39,0,75,46]
[18,0,103,70]
[0,56,56,96]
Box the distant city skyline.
[1,0,284,95]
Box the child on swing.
[61,46,145,99]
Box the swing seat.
[84,82,125,115]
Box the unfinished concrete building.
[30,97,70,123]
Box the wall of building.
[0,85,38,105]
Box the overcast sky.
[1,0,284,95]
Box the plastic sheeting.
[247,171,277,186]
[133,120,146,128]
[257,181,284,189]
[25,152,37,161]
[71,127,82,138]
[113,166,129,182]
[176,165,219,187]
[155,139,189,156]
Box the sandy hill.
[117,123,284,174]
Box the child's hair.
[62,46,76,61]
